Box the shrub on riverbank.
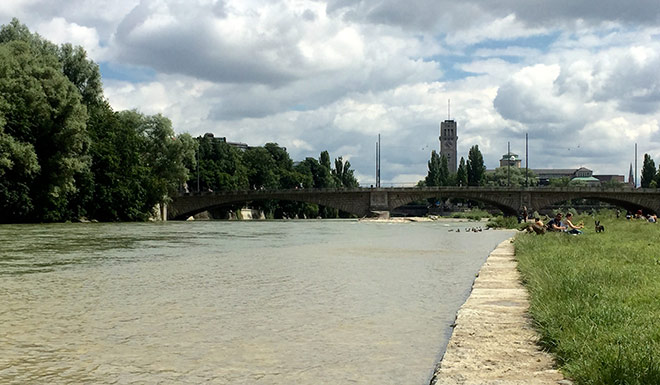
[450,209,492,221]
[486,215,519,229]
[515,214,660,384]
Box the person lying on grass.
[546,213,567,232]
[564,212,584,234]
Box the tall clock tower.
[440,119,458,173]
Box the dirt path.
[431,238,567,385]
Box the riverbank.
[431,238,564,385]
[515,215,660,384]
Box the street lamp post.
[197,146,200,193]
[507,141,511,187]
[525,133,529,187]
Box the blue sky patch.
[470,32,560,52]
[99,62,157,83]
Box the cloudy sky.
[3,0,660,185]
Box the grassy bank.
[515,213,660,384]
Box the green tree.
[467,145,486,186]
[295,155,337,217]
[319,150,331,170]
[0,18,32,43]
[0,18,59,57]
[1,19,106,221]
[601,178,624,189]
[83,107,150,220]
[332,156,359,188]
[140,114,195,207]
[640,153,656,188]
[263,142,306,189]
[243,147,278,189]
[425,150,441,186]
[265,143,293,171]
[439,154,450,186]
[195,136,249,192]
[0,18,205,222]
[296,156,333,188]
[58,43,104,107]
[486,167,538,187]
[0,39,89,221]
[549,176,571,187]
[0,110,40,220]
[456,157,468,186]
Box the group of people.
[545,212,584,234]
[526,212,584,235]
[623,209,658,223]
[525,207,659,235]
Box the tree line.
[0,19,198,223]
[640,153,660,188]
[422,145,539,187]
[190,137,358,218]
[0,19,358,223]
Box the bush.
[450,209,492,221]
[486,216,519,229]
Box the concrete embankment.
[431,238,566,385]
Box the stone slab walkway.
[431,238,566,385]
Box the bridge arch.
[168,189,371,220]
[386,191,519,216]
[531,191,658,215]
[168,187,660,220]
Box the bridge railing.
[176,185,654,197]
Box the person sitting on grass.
[564,212,584,234]
[531,217,545,234]
[534,217,544,228]
[546,213,567,232]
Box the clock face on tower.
[444,141,454,149]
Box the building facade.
[499,151,521,168]
[203,133,249,151]
[439,120,458,173]
[491,149,627,186]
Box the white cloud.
[5,0,660,185]
[34,17,106,60]
[445,14,548,46]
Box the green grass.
[515,213,660,384]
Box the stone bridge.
[167,187,660,220]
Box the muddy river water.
[0,220,513,384]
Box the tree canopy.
[467,145,486,186]
[0,20,206,222]
[425,151,451,186]
[640,153,656,188]
[0,38,88,221]
[456,157,468,187]
[486,166,538,187]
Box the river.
[0,220,513,384]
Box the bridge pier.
[369,191,390,216]
[518,191,533,214]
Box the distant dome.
[500,152,519,160]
